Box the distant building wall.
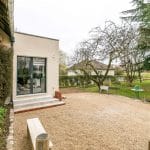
[68,69,115,76]
[91,70,115,76]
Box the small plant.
[0,107,6,128]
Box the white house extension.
[13,32,64,113]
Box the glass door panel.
[17,57,31,95]
[33,58,46,94]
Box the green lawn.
[142,72,150,79]
[81,80,150,101]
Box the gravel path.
[14,93,150,150]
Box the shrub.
[59,75,115,88]
[0,44,13,105]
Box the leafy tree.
[143,55,150,70]
[121,0,150,82]
[121,0,150,50]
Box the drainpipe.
[9,0,14,105]
[10,35,14,105]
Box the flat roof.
[15,32,59,41]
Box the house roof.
[68,60,114,70]
[15,32,59,41]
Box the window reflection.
[17,56,46,95]
[33,58,46,94]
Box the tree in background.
[121,0,150,83]
[143,55,150,70]
[72,21,142,86]
[121,0,150,50]
[72,21,124,90]
[117,22,145,84]
[59,50,68,76]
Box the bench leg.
[27,126,29,138]
[27,126,34,149]
[36,139,49,150]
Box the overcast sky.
[14,0,132,56]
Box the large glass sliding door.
[17,56,46,95]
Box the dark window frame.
[17,56,47,96]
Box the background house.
[67,60,115,76]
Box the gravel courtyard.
[14,93,150,150]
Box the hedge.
[59,75,117,88]
[0,45,12,105]
[59,75,90,87]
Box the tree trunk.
[138,70,142,83]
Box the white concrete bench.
[27,118,53,150]
[100,85,109,94]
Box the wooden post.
[148,141,150,150]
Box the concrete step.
[14,98,65,113]
[13,96,53,105]
[14,98,59,109]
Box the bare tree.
[118,22,144,85]
[72,21,122,91]
[72,21,142,88]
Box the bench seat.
[27,118,53,150]
[100,85,109,94]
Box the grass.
[0,106,10,150]
[81,80,150,101]
[0,107,7,128]
[142,72,150,79]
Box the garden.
[60,73,150,101]
[14,92,150,150]
[0,107,10,149]
[81,79,150,101]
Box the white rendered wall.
[13,32,59,100]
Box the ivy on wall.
[0,44,12,105]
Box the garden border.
[6,109,14,150]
